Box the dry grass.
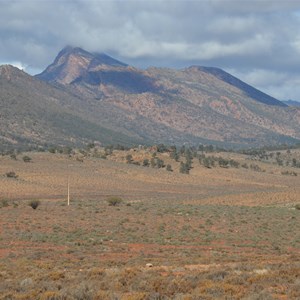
[0,151,299,299]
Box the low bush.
[29,200,41,209]
[0,199,9,208]
[5,171,18,178]
[107,197,123,206]
[22,156,32,163]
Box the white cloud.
[0,61,27,70]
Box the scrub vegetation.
[0,145,299,299]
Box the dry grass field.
[0,149,299,299]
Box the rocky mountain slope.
[0,65,146,149]
[0,46,299,150]
[36,47,300,147]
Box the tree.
[218,157,229,168]
[156,158,165,168]
[150,158,156,168]
[166,164,173,172]
[126,154,133,164]
[180,162,189,174]
[170,151,180,162]
[292,158,297,167]
[156,144,168,153]
[203,157,211,168]
[143,159,150,167]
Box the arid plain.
[0,148,299,299]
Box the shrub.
[143,159,150,167]
[180,162,189,174]
[29,200,41,209]
[107,197,123,206]
[0,199,9,208]
[295,204,300,210]
[48,147,56,153]
[281,170,297,176]
[22,155,32,163]
[166,164,173,172]
[126,154,133,164]
[5,171,18,178]
[170,151,180,161]
[150,158,156,168]
[10,154,17,160]
[156,158,165,168]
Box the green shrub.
[143,159,150,167]
[0,199,9,208]
[166,164,173,172]
[48,147,56,153]
[22,155,32,163]
[126,154,133,164]
[5,171,18,178]
[29,200,41,209]
[180,162,189,174]
[107,197,123,206]
[10,154,17,160]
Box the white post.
[67,176,70,206]
[67,164,73,206]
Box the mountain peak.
[36,46,127,84]
[0,64,29,81]
[57,46,97,61]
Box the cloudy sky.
[1,0,300,101]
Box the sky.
[1,0,300,101]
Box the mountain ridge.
[194,66,287,107]
[0,47,299,150]
[282,100,300,107]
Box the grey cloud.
[1,0,300,100]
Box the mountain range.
[0,46,299,150]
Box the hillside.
[0,65,146,150]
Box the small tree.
[150,158,156,168]
[170,151,179,162]
[143,159,150,167]
[156,158,165,168]
[166,164,173,172]
[203,157,211,168]
[180,162,189,174]
[126,154,133,164]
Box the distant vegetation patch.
[106,197,123,206]
[5,171,18,178]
